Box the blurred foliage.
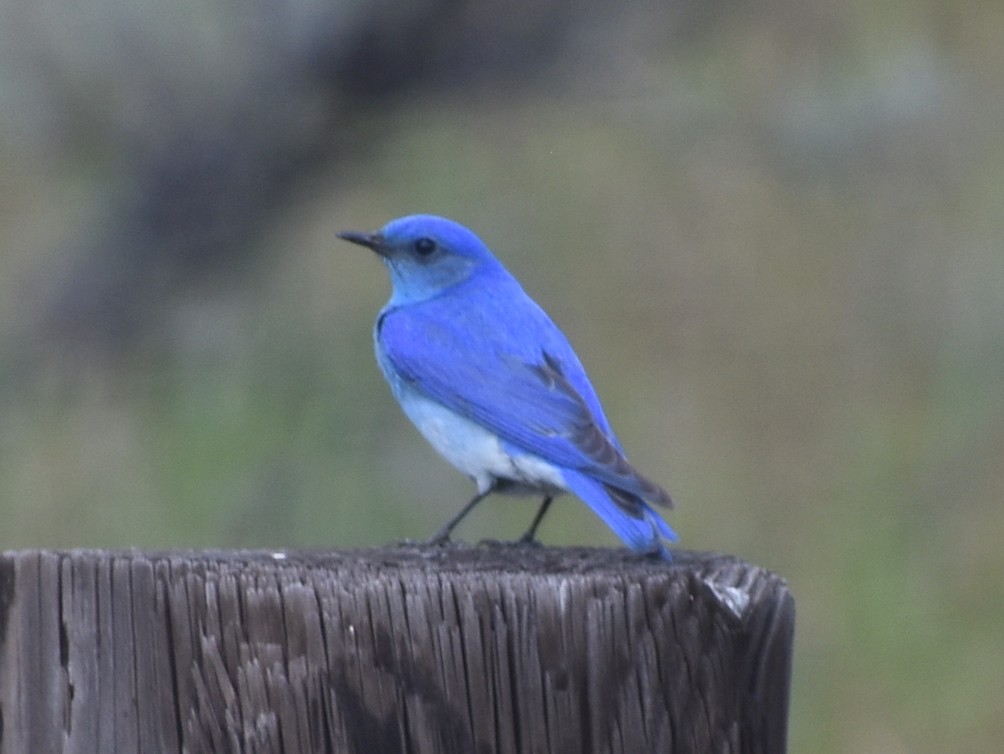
[2,1,1003,752]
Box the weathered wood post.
[0,547,793,753]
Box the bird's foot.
[422,533,453,547]
[516,533,544,548]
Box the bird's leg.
[518,496,554,545]
[426,487,495,545]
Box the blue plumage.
[338,215,676,557]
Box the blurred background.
[1,0,1001,750]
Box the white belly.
[396,385,568,496]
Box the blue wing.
[377,273,674,517]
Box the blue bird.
[338,215,677,557]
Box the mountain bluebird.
[338,215,676,557]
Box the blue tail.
[561,468,677,559]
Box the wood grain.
[0,546,793,753]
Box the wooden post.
[0,547,793,753]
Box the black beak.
[337,230,386,255]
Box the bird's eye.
[413,237,437,256]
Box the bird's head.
[338,215,502,305]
